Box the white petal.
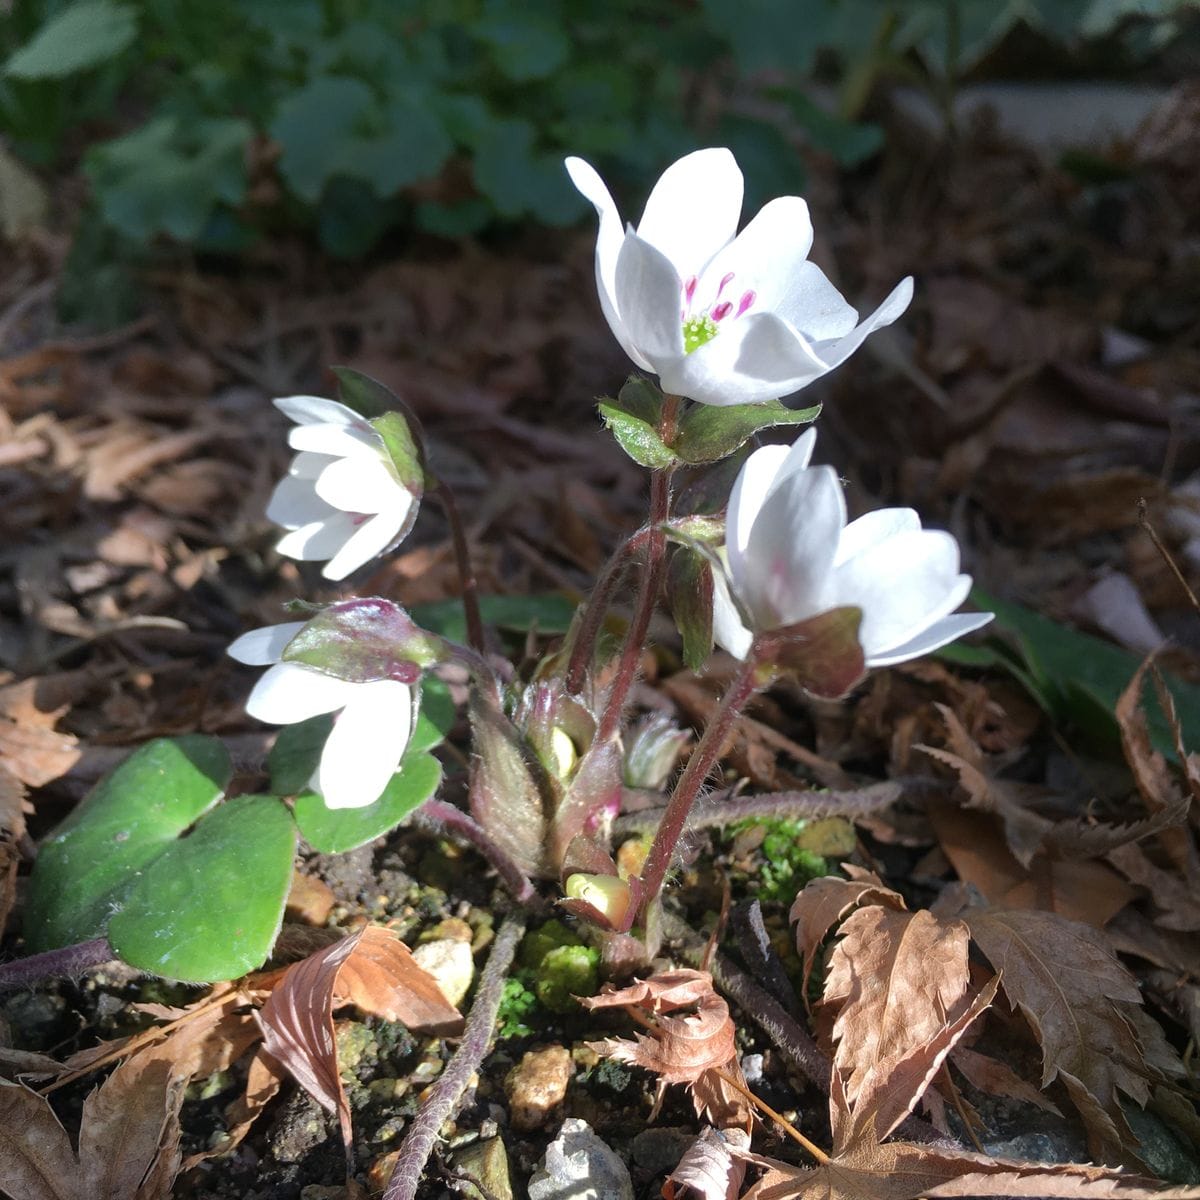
[711,568,754,660]
[809,277,915,372]
[227,621,307,666]
[287,422,379,457]
[317,679,414,809]
[636,147,743,279]
[287,451,332,480]
[738,464,845,630]
[770,262,859,342]
[831,529,968,657]
[266,474,337,529]
[322,509,407,581]
[245,662,357,724]
[274,395,361,427]
[613,233,686,363]
[276,511,360,561]
[565,156,653,372]
[314,453,404,515]
[725,430,817,583]
[866,611,994,668]
[663,310,827,406]
[835,508,921,567]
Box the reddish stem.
[434,482,485,655]
[634,655,762,916]
[0,937,114,992]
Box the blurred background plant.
[1,0,1193,298]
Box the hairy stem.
[0,937,114,993]
[435,482,485,655]
[564,526,651,695]
[416,801,543,910]
[594,394,681,744]
[635,656,761,915]
[383,914,526,1200]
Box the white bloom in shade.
[714,428,992,666]
[565,148,913,407]
[228,621,416,809]
[268,395,418,581]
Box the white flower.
[566,148,913,408]
[713,429,991,666]
[268,395,417,581]
[228,622,416,809]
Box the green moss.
[729,818,831,903]
[534,943,600,1014]
[495,976,538,1039]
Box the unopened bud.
[564,873,631,928]
[623,713,690,791]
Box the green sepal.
[598,376,679,470]
[24,736,231,952]
[107,794,296,983]
[667,546,715,671]
[281,597,442,682]
[293,749,443,853]
[332,365,421,428]
[756,606,866,700]
[371,410,425,496]
[674,399,821,465]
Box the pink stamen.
[716,272,735,300]
[712,301,732,322]
[736,289,756,318]
[683,275,698,307]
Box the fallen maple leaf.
[0,1056,183,1200]
[0,673,84,788]
[961,906,1174,1163]
[663,1126,749,1200]
[257,925,464,1163]
[582,969,753,1131]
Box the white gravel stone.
[528,1118,633,1200]
[412,938,474,1007]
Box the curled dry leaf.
[257,925,464,1161]
[0,1056,183,1200]
[789,869,905,1002]
[582,969,752,1131]
[0,673,84,788]
[663,1126,750,1200]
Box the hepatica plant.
[21,149,990,984]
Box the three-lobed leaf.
[673,398,821,465]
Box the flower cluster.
[223,147,991,935]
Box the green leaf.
[293,749,443,853]
[108,794,296,982]
[785,94,884,167]
[410,675,455,753]
[471,116,585,224]
[4,0,136,79]
[598,402,677,470]
[965,588,1200,759]
[667,546,714,671]
[271,76,451,204]
[25,736,231,952]
[268,714,332,796]
[674,399,821,465]
[411,594,577,644]
[85,115,251,242]
[474,14,570,82]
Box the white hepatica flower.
[268,395,417,581]
[228,621,415,810]
[566,148,913,407]
[714,428,992,666]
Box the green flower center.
[683,314,719,354]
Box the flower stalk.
[433,480,485,655]
[633,652,763,918]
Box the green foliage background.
[0,0,1191,264]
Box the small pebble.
[504,1045,573,1132]
[528,1117,633,1200]
[412,938,474,1007]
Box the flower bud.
[623,712,690,791]
[564,873,632,929]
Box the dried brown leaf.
[663,1127,749,1200]
[964,908,1165,1160]
[257,926,463,1161]
[789,872,905,1001]
[0,1057,182,1200]
[0,675,83,787]
[824,907,971,1110]
[285,869,336,926]
[181,1047,285,1171]
[582,969,752,1130]
[950,1046,1063,1116]
[0,764,26,931]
